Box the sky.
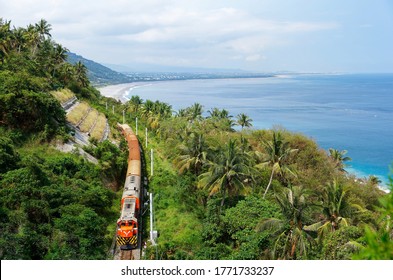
[1,0,393,72]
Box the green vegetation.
[0,141,116,259]
[51,88,75,104]
[66,52,133,86]
[66,102,90,124]
[1,19,392,260]
[122,97,391,260]
[90,113,107,141]
[0,19,122,259]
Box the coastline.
[97,78,391,192]
[97,82,151,103]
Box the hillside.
[0,19,129,259]
[1,18,393,261]
[67,52,133,86]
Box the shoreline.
[97,80,391,192]
[97,82,153,103]
[97,76,277,103]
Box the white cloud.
[245,54,265,62]
[1,0,340,70]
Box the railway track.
[113,123,147,261]
[120,249,141,260]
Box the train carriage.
[116,123,142,250]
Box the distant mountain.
[67,52,274,85]
[66,52,133,86]
[104,62,248,74]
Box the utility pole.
[112,105,114,114]
[149,192,156,246]
[150,149,154,177]
[122,109,125,124]
[145,128,148,148]
[135,117,138,135]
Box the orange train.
[116,123,142,250]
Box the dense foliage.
[0,19,117,259]
[0,18,99,139]
[0,138,115,259]
[1,19,392,260]
[124,96,391,260]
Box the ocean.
[124,74,393,186]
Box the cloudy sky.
[2,0,393,72]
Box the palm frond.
[256,218,284,233]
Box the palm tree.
[207,107,221,119]
[51,43,68,77]
[74,61,89,87]
[175,108,188,118]
[208,108,233,120]
[12,27,26,53]
[174,132,207,176]
[198,139,252,207]
[257,131,298,199]
[304,179,360,241]
[187,103,203,121]
[59,63,75,85]
[236,113,253,129]
[147,112,160,131]
[128,95,143,115]
[328,148,351,172]
[367,175,382,187]
[256,185,314,259]
[35,19,51,40]
[142,99,155,118]
[154,101,172,119]
[24,24,40,55]
[0,19,12,61]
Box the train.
[116,123,142,250]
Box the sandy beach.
[97,83,148,103]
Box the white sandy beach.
[97,83,147,103]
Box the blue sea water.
[126,74,393,186]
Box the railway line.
[114,123,146,261]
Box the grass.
[79,110,98,133]
[145,137,203,257]
[51,88,75,104]
[66,102,90,125]
[90,113,107,141]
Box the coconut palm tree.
[256,185,314,259]
[328,148,351,172]
[12,27,26,53]
[207,107,221,119]
[128,95,143,115]
[24,24,40,55]
[51,43,68,77]
[141,99,155,118]
[0,19,12,61]
[35,19,51,40]
[74,61,89,87]
[174,132,208,176]
[367,175,382,187]
[304,179,363,241]
[59,63,75,85]
[208,108,233,120]
[175,108,188,118]
[257,131,298,199]
[187,102,203,122]
[236,113,253,129]
[198,139,252,207]
[154,101,172,119]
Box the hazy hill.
[67,52,133,86]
